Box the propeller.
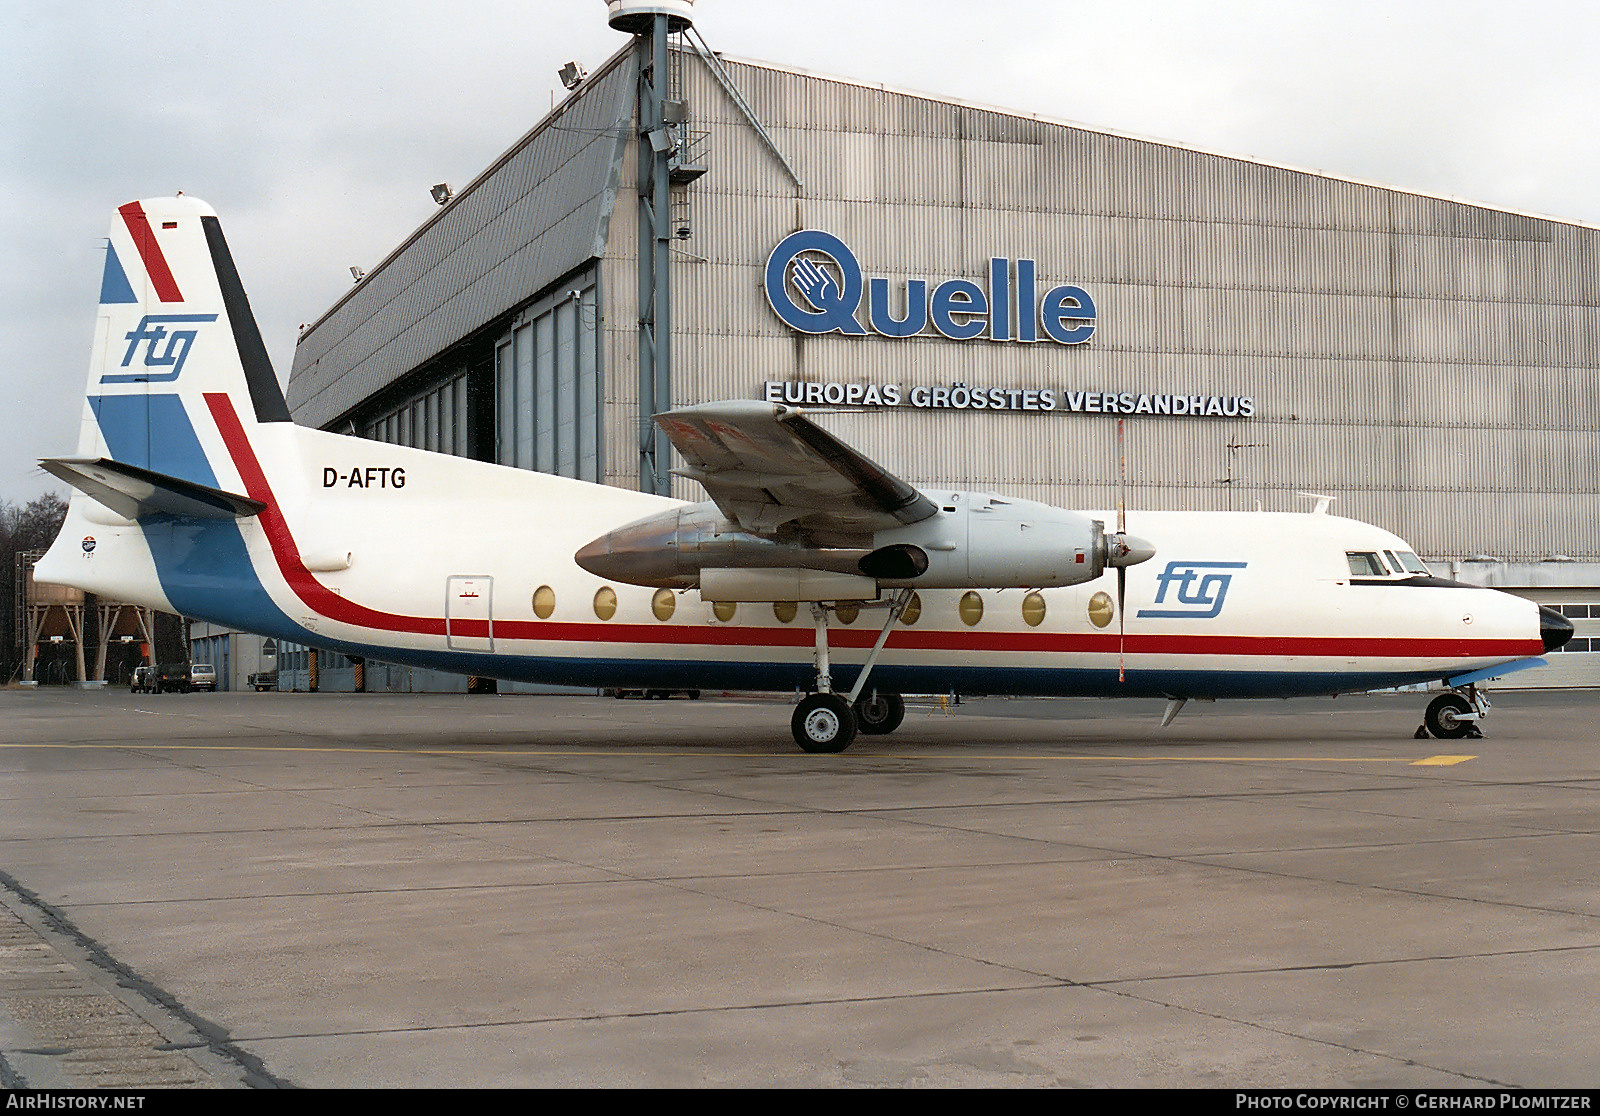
[1118,419,1127,682]
[1105,418,1156,683]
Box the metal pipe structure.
[631,11,677,495]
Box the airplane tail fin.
[57,196,291,492]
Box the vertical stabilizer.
[79,196,290,482]
[36,197,296,615]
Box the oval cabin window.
[1087,591,1114,629]
[959,592,984,626]
[593,586,617,621]
[532,585,556,619]
[1022,591,1046,627]
[899,592,921,626]
[651,588,675,621]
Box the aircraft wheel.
[854,691,905,735]
[792,693,857,753]
[1424,693,1474,739]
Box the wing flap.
[656,401,937,538]
[41,456,266,520]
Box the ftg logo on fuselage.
[100,314,218,384]
[764,230,1095,345]
[1136,561,1248,619]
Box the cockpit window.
[1394,551,1430,574]
[1346,551,1387,577]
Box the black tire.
[1424,693,1474,739]
[854,691,906,735]
[792,693,857,753]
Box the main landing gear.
[791,591,912,753]
[1415,686,1488,740]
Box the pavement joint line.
[0,869,293,1089]
[1085,979,1515,1090]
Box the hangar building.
[275,4,1599,690]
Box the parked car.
[153,662,193,693]
[248,669,278,692]
[190,664,217,692]
[130,665,154,694]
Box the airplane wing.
[656,401,937,539]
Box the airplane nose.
[1539,606,1575,652]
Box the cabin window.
[1087,591,1114,629]
[959,592,984,626]
[651,588,675,621]
[773,601,797,623]
[532,585,556,619]
[1022,591,1047,627]
[835,602,861,625]
[1346,552,1387,577]
[899,592,921,626]
[592,586,617,621]
[711,601,737,622]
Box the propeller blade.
[1117,418,1127,683]
[1117,564,1126,684]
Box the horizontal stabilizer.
[39,456,266,520]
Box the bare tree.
[3,491,69,680]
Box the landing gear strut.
[790,590,912,753]
[1418,686,1487,740]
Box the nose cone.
[1540,606,1575,652]
[1106,533,1156,569]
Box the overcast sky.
[7,0,1599,501]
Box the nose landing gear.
[1417,686,1487,740]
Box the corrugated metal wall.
[604,52,1600,561]
[288,42,1599,564]
[287,48,635,430]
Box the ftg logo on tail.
[100,314,218,384]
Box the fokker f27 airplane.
[36,197,1575,751]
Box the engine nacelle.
[575,493,1153,595]
[873,493,1111,589]
[574,503,868,589]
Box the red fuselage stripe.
[203,393,1541,661]
[117,202,184,303]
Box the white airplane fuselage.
[33,196,1564,728]
[40,413,1546,701]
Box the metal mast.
[607,1,694,495]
